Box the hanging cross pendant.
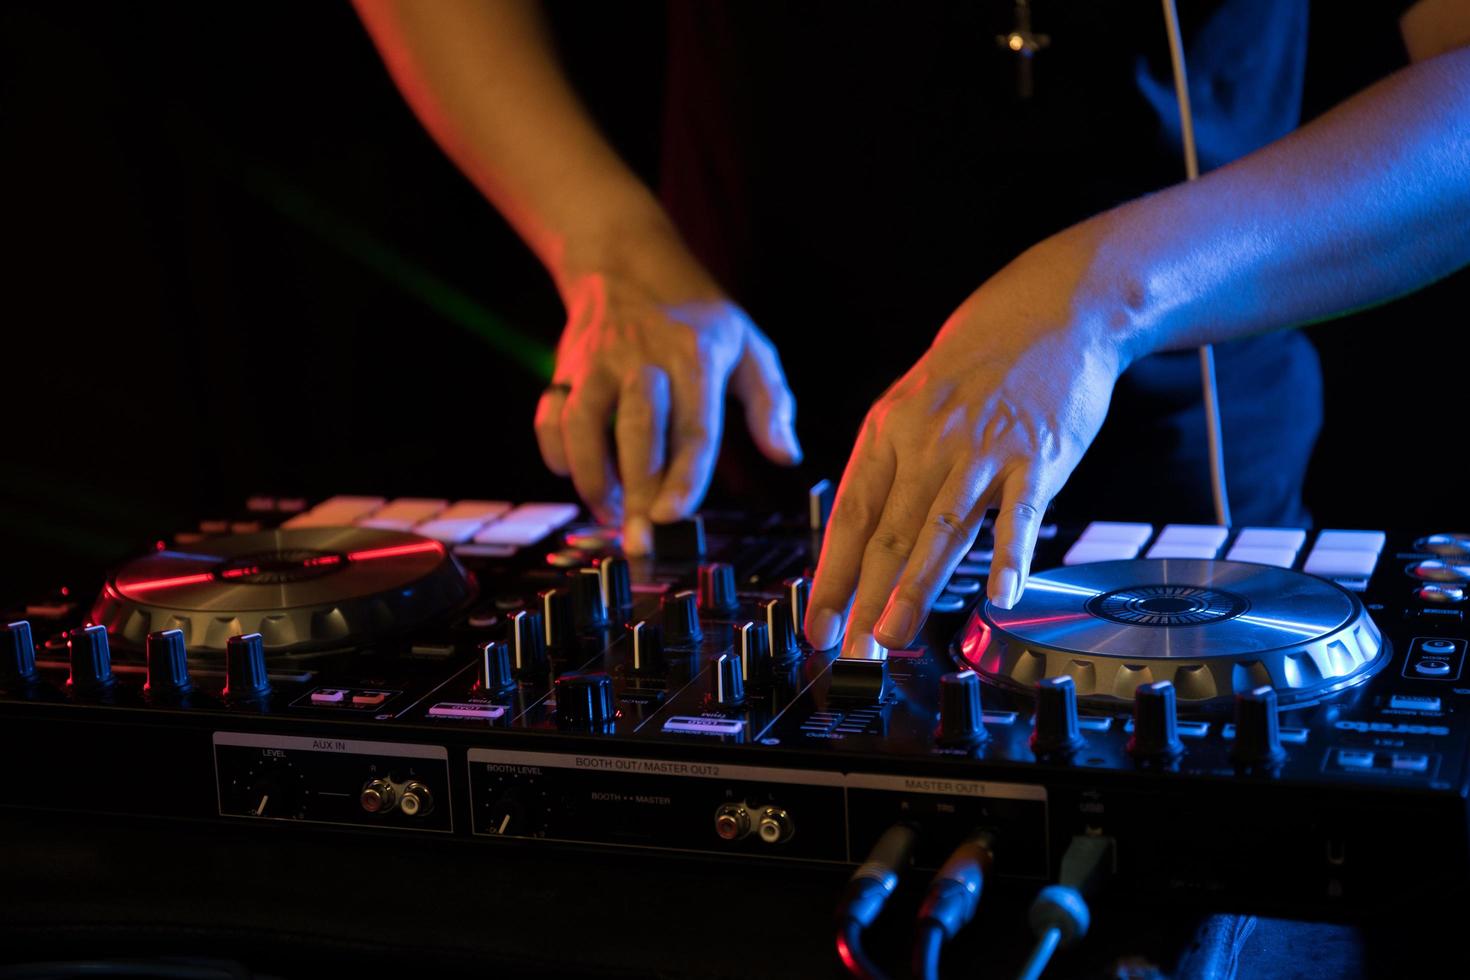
[995,0,1051,99]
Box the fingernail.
[808,607,842,651]
[841,630,887,661]
[780,426,804,465]
[875,597,916,647]
[990,567,1020,609]
[623,515,652,556]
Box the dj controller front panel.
[3,496,1470,920]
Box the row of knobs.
[1,619,272,700]
[937,671,1290,766]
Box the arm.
[806,10,1470,656]
[354,0,801,551]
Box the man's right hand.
[535,225,802,555]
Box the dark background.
[1,0,1464,598]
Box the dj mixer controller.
[3,489,1470,973]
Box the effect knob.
[763,598,800,664]
[507,609,547,675]
[937,670,989,746]
[651,516,706,559]
[737,621,773,687]
[1031,675,1084,756]
[599,556,633,614]
[573,568,609,630]
[540,588,575,651]
[555,671,617,729]
[225,632,271,700]
[713,652,746,707]
[630,621,665,675]
[663,590,703,646]
[1,620,39,686]
[145,628,194,696]
[698,563,739,613]
[783,577,810,643]
[68,624,115,694]
[479,640,516,695]
[1128,681,1184,759]
[1230,685,1287,768]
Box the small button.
[1303,550,1379,578]
[545,549,584,568]
[1314,529,1387,552]
[1408,560,1470,583]
[931,593,967,613]
[309,688,349,705]
[1233,527,1307,551]
[1420,639,1458,656]
[952,561,989,577]
[428,701,506,720]
[351,690,390,707]
[1416,533,1470,559]
[1337,749,1375,768]
[1076,716,1113,732]
[1391,753,1430,773]
[980,711,1017,726]
[1389,694,1442,712]
[1416,584,1467,604]
[1279,727,1309,744]
[1415,660,1452,677]
[1176,720,1210,738]
[945,577,982,596]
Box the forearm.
[1071,45,1470,362]
[353,0,672,289]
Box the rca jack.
[714,802,793,844]
[400,781,434,817]
[360,778,397,814]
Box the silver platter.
[956,559,1385,706]
[91,528,475,652]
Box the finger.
[988,469,1048,609]
[804,416,896,651]
[650,361,725,523]
[873,462,995,648]
[534,383,572,477]
[730,325,802,465]
[615,365,671,556]
[560,370,623,525]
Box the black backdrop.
[2,0,1464,597]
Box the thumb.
[729,324,802,465]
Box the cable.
[1016,926,1063,980]
[910,832,996,980]
[1021,834,1115,980]
[1161,0,1233,527]
[835,823,918,980]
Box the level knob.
[145,628,193,696]
[68,624,115,694]
[1128,681,1184,759]
[1,620,38,686]
[937,670,989,746]
[225,632,271,699]
[631,621,665,674]
[540,587,575,651]
[573,568,609,630]
[763,598,800,664]
[507,609,547,675]
[713,652,746,706]
[698,563,739,612]
[662,589,703,646]
[599,556,633,614]
[480,640,516,695]
[783,577,810,643]
[651,516,706,558]
[737,621,773,687]
[1030,675,1084,756]
[1230,684,1286,768]
[555,671,617,728]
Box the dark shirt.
[656,0,1401,526]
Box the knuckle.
[869,527,915,559]
[930,511,970,537]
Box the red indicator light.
[220,566,262,580]
[125,572,216,594]
[304,554,343,567]
[346,541,443,562]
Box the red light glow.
[346,541,443,562]
[124,572,216,594]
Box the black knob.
[1,620,38,685]
[784,577,810,643]
[662,590,703,646]
[540,588,575,651]
[630,621,665,674]
[1230,684,1286,768]
[479,640,516,695]
[713,652,745,706]
[225,633,271,699]
[937,670,989,746]
[698,563,739,613]
[573,568,609,630]
[599,557,633,614]
[1129,681,1184,759]
[555,671,617,728]
[145,629,193,696]
[507,609,546,675]
[68,624,115,693]
[737,621,773,687]
[763,598,800,664]
[1031,675,1084,756]
[652,516,706,559]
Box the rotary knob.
[599,556,633,614]
[480,640,516,695]
[630,621,665,675]
[713,652,746,706]
[1128,680,1183,759]
[1230,684,1286,768]
[225,632,271,700]
[145,628,194,696]
[651,516,706,558]
[737,621,773,687]
[507,609,547,675]
[1030,675,1084,756]
[555,671,617,729]
[763,598,800,664]
[540,587,575,651]
[937,670,989,746]
[68,624,115,694]
[698,563,739,613]
[663,590,703,646]
[1,620,39,686]
[783,577,810,643]
[573,568,608,630]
